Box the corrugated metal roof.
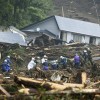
[0,27,27,46]
[55,16,100,37]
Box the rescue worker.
[43,59,49,70]
[41,55,47,64]
[27,57,36,77]
[87,48,93,65]
[74,54,80,68]
[51,60,58,70]
[60,56,67,69]
[1,60,11,72]
[5,56,12,66]
[83,49,88,62]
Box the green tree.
[0,0,53,28]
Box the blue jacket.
[5,58,12,66]
[1,62,10,72]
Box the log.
[14,76,85,91]
[0,85,11,97]
[18,88,37,94]
[46,88,100,94]
[86,80,100,88]
[81,72,87,84]
[72,88,100,94]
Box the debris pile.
[0,43,99,99]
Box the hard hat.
[44,55,47,58]
[60,56,63,58]
[87,48,90,50]
[32,57,35,61]
[4,60,7,62]
[84,50,87,52]
[7,56,10,58]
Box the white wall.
[23,18,60,37]
[67,32,73,43]
[62,32,67,41]
[84,35,90,44]
[96,37,100,45]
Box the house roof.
[54,16,100,37]
[21,15,100,38]
[23,29,56,38]
[0,26,27,46]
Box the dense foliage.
[0,0,53,28]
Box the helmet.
[87,48,90,50]
[32,57,35,61]
[44,55,47,58]
[4,60,7,63]
[60,56,63,58]
[84,50,87,52]
[7,56,10,58]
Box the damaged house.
[21,15,100,45]
[0,26,27,46]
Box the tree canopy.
[0,0,53,28]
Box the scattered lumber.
[64,42,86,47]
[14,76,85,91]
[72,88,100,94]
[18,88,37,94]
[0,85,11,97]
[46,88,100,94]
[81,72,87,84]
[86,80,100,88]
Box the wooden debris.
[14,76,85,91]
[81,72,87,84]
[0,85,11,97]
[18,88,37,94]
[86,80,100,88]
[46,88,100,94]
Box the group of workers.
[27,47,92,73]
[27,55,68,72]
[1,47,92,77]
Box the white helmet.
[84,50,87,52]
[87,48,90,50]
[60,56,63,59]
[4,59,7,63]
[7,56,10,58]
[32,57,35,61]
[44,55,47,58]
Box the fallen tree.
[14,76,85,91]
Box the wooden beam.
[0,85,11,97]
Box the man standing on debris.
[43,59,49,70]
[5,56,12,66]
[83,49,88,62]
[41,55,47,64]
[41,55,49,70]
[1,59,11,72]
[87,48,93,65]
[74,54,80,68]
[51,60,58,70]
[60,56,67,69]
[27,57,36,77]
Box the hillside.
[50,0,100,24]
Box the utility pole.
[62,6,64,17]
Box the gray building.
[21,15,100,45]
[0,26,27,46]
